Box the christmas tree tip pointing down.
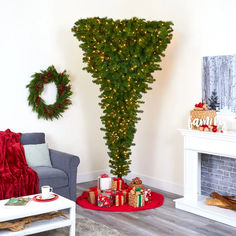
[72,17,173,177]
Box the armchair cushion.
[31,166,68,189]
[23,143,52,168]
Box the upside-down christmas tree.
[72,17,173,177]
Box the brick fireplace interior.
[201,153,236,196]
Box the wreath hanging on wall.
[26,65,72,120]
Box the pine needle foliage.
[208,89,220,111]
[72,17,173,177]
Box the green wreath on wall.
[26,65,72,120]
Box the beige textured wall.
[1,0,236,191]
[131,0,236,190]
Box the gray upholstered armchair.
[20,133,80,201]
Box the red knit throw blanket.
[0,129,39,200]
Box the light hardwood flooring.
[76,181,236,236]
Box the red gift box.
[144,188,152,204]
[97,192,112,208]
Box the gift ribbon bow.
[100,173,109,178]
[131,177,142,185]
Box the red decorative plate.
[33,194,59,202]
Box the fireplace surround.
[175,129,236,227]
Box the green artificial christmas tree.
[208,89,220,110]
[72,17,173,177]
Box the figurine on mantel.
[188,102,223,133]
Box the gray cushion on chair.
[20,133,45,145]
[31,166,68,189]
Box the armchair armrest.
[49,149,80,173]
[49,149,80,201]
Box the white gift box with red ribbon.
[97,174,112,190]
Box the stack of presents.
[87,174,152,208]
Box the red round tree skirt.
[76,191,164,212]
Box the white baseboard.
[76,170,109,183]
[77,170,183,196]
[125,173,184,196]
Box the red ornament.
[195,102,205,108]
[212,127,217,132]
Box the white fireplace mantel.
[174,129,236,227]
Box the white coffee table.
[0,193,76,235]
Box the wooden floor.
[76,181,236,236]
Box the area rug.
[77,191,164,212]
[33,214,123,236]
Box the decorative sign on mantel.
[188,102,223,133]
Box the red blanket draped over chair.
[0,129,38,200]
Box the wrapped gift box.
[122,187,132,204]
[112,177,125,191]
[128,187,145,208]
[87,186,101,205]
[97,192,113,208]
[97,174,112,191]
[115,191,125,206]
[144,188,152,204]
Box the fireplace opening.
[201,154,236,196]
